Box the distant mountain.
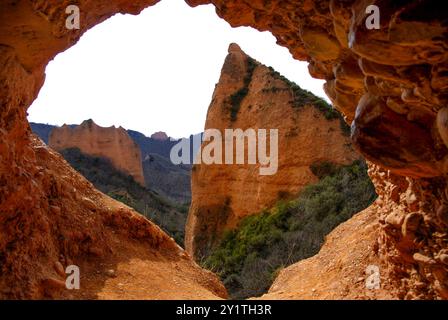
[127,129,177,159]
[29,122,55,144]
[49,119,146,186]
[30,122,77,144]
[150,131,169,141]
[128,130,202,203]
[30,122,201,204]
[143,153,192,204]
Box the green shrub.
[310,161,340,179]
[229,57,257,121]
[60,148,187,246]
[203,159,377,299]
[267,68,351,136]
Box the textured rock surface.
[49,120,146,186]
[0,137,226,299]
[0,0,227,300]
[1,0,448,299]
[186,0,448,300]
[185,44,359,259]
[259,205,394,300]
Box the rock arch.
[0,0,447,299]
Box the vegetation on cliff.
[267,68,350,136]
[142,153,192,205]
[60,148,188,245]
[203,160,377,299]
[31,124,196,205]
[229,57,258,121]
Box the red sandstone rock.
[1,0,447,299]
[185,44,360,259]
[49,119,146,186]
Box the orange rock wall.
[185,44,360,259]
[1,0,447,299]
[186,0,448,300]
[0,0,227,300]
[49,120,146,186]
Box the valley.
[29,45,377,299]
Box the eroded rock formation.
[0,137,226,299]
[1,0,447,299]
[259,205,393,300]
[185,0,448,299]
[185,44,360,259]
[49,119,146,186]
[0,0,227,300]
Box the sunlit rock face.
[0,0,229,300]
[49,119,146,186]
[185,0,448,299]
[0,0,447,299]
[185,43,360,260]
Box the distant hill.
[128,130,202,203]
[30,122,201,204]
[29,122,56,144]
[127,129,177,159]
[49,119,146,186]
[30,122,77,144]
[127,130,202,163]
[143,153,192,204]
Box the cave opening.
[2,0,448,302]
[22,0,378,300]
[28,0,327,139]
[13,0,448,299]
[27,0,333,248]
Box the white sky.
[27,0,327,139]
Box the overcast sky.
[27,0,327,139]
